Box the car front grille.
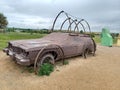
[8,43,23,54]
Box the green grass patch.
[93,35,117,44]
[93,35,101,43]
[113,37,117,44]
[63,60,69,65]
[0,32,118,50]
[21,66,34,73]
[38,63,54,76]
[0,32,47,50]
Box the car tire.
[37,54,55,67]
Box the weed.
[38,63,54,76]
[21,66,34,73]
[63,60,69,65]
[27,67,34,73]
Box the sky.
[0,0,120,32]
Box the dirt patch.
[0,45,120,90]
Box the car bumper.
[3,48,31,66]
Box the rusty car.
[3,11,96,70]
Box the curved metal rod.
[79,22,86,33]
[81,19,91,34]
[34,47,46,74]
[68,19,79,33]
[74,19,86,33]
[51,11,70,32]
[59,17,71,31]
[34,44,65,74]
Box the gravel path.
[0,45,120,90]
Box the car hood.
[9,39,53,51]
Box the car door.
[62,36,79,58]
[75,37,86,54]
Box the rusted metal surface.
[3,11,96,73]
[3,32,96,65]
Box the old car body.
[3,11,97,73]
[3,32,96,66]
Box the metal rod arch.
[74,20,86,33]
[81,19,91,34]
[59,17,71,31]
[67,19,79,33]
[51,11,71,32]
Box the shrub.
[91,32,95,38]
[80,30,84,34]
[38,63,54,76]
[116,33,119,37]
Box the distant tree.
[91,32,95,38]
[0,13,8,29]
[116,33,119,37]
[80,30,83,34]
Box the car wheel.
[37,54,55,67]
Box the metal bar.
[67,19,78,33]
[60,17,71,31]
[74,19,85,33]
[51,11,70,32]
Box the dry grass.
[0,45,120,90]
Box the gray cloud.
[0,0,120,32]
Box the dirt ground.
[0,45,120,90]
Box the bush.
[38,63,54,76]
[80,30,84,34]
[116,33,119,37]
[111,33,119,39]
[91,32,95,38]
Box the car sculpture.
[3,11,96,71]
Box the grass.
[113,37,117,44]
[93,35,117,44]
[93,35,101,43]
[0,32,118,50]
[38,63,54,76]
[0,32,47,50]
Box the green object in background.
[101,28,113,46]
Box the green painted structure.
[101,28,113,46]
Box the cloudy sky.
[0,0,120,32]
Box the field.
[0,32,47,50]
[0,32,117,50]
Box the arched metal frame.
[81,19,91,33]
[77,22,86,33]
[51,11,91,34]
[67,19,79,33]
[74,19,86,33]
[59,17,71,31]
[51,11,71,32]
